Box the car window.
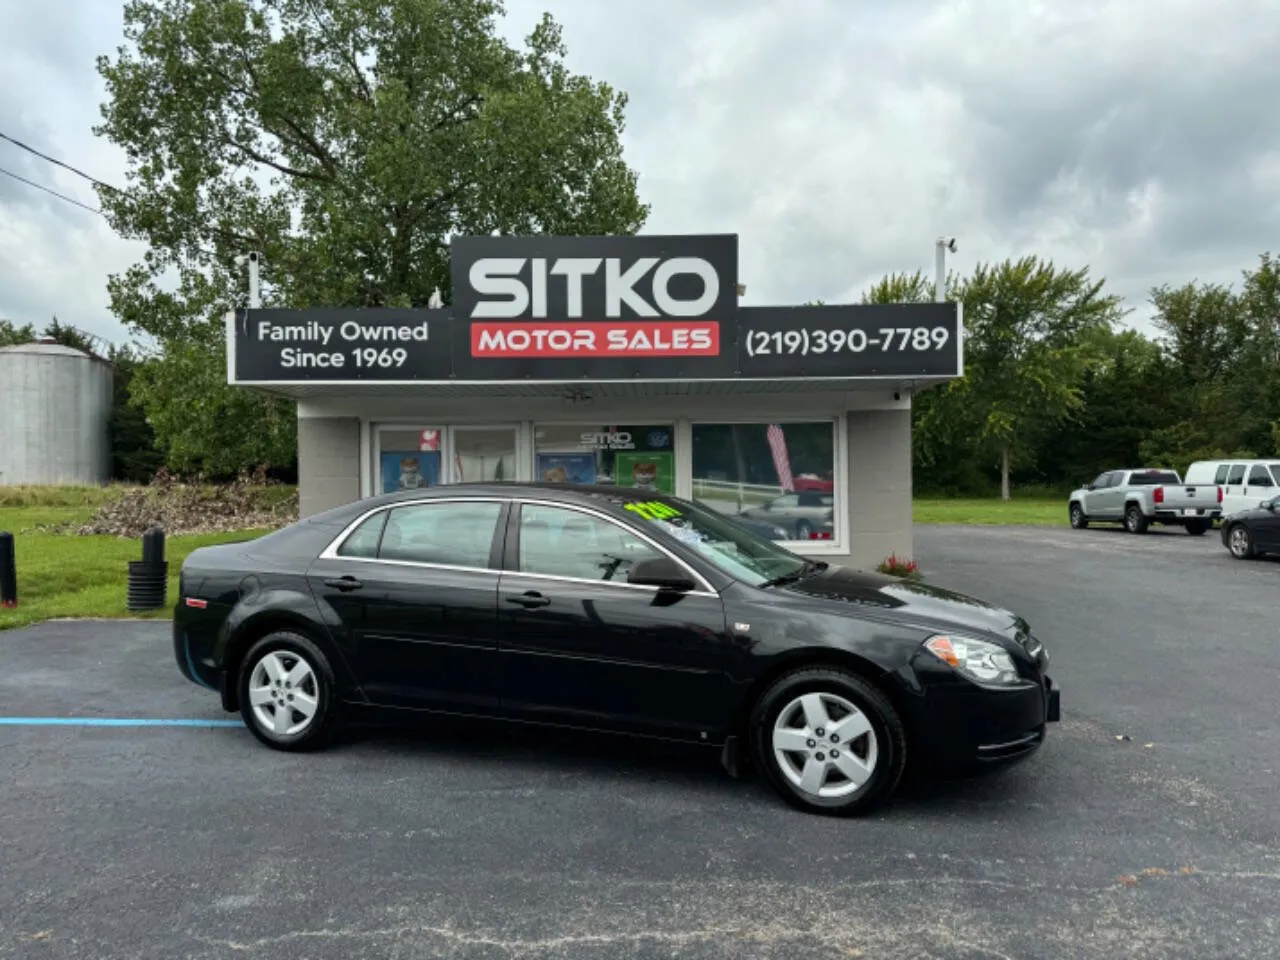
[1090,472,1110,488]
[1128,470,1180,486]
[1271,464,1280,484]
[518,504,663,582]
[378,501,502,569]
[1214,464,1230,484]
[1227,464,1246,484]
[1248,465,1274,487]
[1104,472,1123,487]
[796,492,832,508]
[337,510,387,558]
[769,494,800,509]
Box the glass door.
[450,426,518,484]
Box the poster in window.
[381,451,441,493]
[536,453,597,485]
[614,451,674,494]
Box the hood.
[778,565,1027,640]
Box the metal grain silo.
[0,341,114,485]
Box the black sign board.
[737,304,962,379]
[228,233,962,385]
[231,308,451,382]
[449,234,739,380]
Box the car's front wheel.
[1069,502,1088,529]
[749,667,906,816]
[239,631,340,751]
[1227,524,1254,559]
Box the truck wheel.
[1185,519,1209,536]
[1068,503,1088,529]
[1124,504,1148,534]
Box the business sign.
[227,233,963,385]
[231,307,451,382]
[737,304,962,379]
[449,234,739,379]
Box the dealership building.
[227,234,961,568]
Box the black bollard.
[0,532,16,609]
[127,525,168,612]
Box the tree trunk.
[1000,446,1011,501]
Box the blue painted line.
[0,717,244,728]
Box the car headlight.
[923,634,1022,686]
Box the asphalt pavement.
[2,523,1278,959]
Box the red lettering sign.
[470,321,720,357]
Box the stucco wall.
[839,408,913,570]
[298,417,361,517]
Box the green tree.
[96,0,648,473]
[952,258,1125,500]
[0,320,36,346]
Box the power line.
[0,165,102,214]
[0,130,123,194]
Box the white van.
[1184,459,1280,516]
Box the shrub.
[876,553,922,580]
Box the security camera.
[938,237,957,253]
[248,251,261,264]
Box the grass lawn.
[0,502,269,631]
[913,497,1067,526]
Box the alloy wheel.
[1229,526,1251,558]
[248,650,320,737]
[772,692,879,799]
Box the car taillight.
[1154,487,1164,504]
[1218,486,1224,503]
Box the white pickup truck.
[1068,468,1223,535]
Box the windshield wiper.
[759,560,827,588]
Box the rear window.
[1128,471,1180,486]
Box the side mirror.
[1086,483,1096,491]
[628,556,697,592]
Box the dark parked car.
[1221,496,1280,559]
[174,483,1060,816]
[736,491,835,540]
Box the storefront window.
[378,428,443,493]
[453,427,517,483]
[533,424,676,494]
[691,422,836,542]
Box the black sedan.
[1221,496,1280,559]
[174,483,1060,816]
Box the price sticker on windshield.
[624,501,682,521]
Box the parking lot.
[2,523,1278,959]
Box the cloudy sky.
[1,0,1278,345]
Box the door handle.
[505,591,551,608]
[323,576,363,592]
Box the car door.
[1223,463,1247,514]
[496,500,734,740]
[1084,472,1119,517]
[306,497,507,711]
[1252,497,1280,552]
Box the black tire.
[239,631,341,751]
[749,667,906,816]
[1185,519,1209,536]
[1227,524,1254,560]
[1068,502,1088,529]
[795,520,814,541]
[1124,503,1148,534]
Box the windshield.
[618,496,808,586]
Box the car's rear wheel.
[1069,503,1088,529]
[239,631,340,751]
[1185,519,1209,536]
[749,667,906,816]
[1227,524,1254,559]
[1124,504,1148,534]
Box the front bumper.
[901,660,1061,766]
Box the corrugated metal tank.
[0,341,114,485]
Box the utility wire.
[0,131,123,195]
[0,164,102,214]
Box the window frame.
[688,417,845,553]
[504,498,717,596]
[531,421,678,493]
[318,496,509,574]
